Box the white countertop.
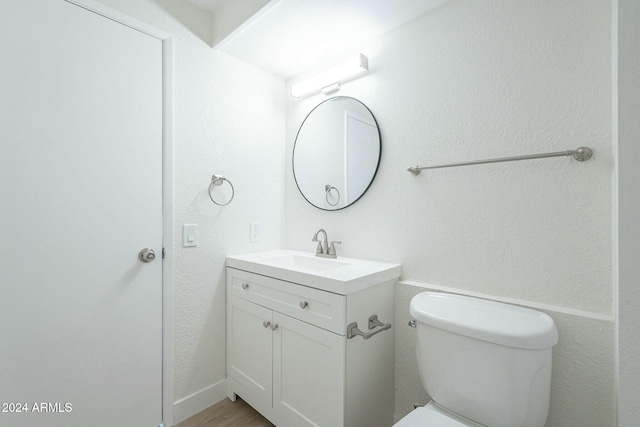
[226,249,401,295]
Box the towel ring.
[209,175,235,206]
[325,185,340,207]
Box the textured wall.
[94,0,286,416]
[284,0,614,425]
[286,0,612,311]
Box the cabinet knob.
[299,301,308,309]
[270,323,278,331]
[242,283,250,290]
[263,320,271,328]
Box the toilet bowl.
[394,291,558,427]
[394,402,483,427]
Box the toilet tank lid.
[410,292,558,350]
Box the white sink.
[260,253,352,272]
[226,249,401,295]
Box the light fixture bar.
[291,54,369,98]
[321,82,340,95]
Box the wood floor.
[176,398,275,427]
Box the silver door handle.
[138,248,156,263]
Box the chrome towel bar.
[407,146,593,175]
[347,315,391,340]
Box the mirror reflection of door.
[293,97,381,211]
[345,110,378,206]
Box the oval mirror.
[293,97,381,210]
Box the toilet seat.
[393,402,484,427]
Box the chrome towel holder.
[407,146,593,175]
[208,175,235,206]
[325,184,340,206]
[347,315,391,340]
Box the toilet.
[395,291,558,427]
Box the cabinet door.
[227,296,273,402]
[273,312,345,427]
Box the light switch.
[183,224,198,247]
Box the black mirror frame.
[292,96,381,211]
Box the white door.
[0,1,164,426]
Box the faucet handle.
[315,241,324,255]
[328,241,341,256]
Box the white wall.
[616,0,640,424]
[94,0,286,423]
[285,0,614,425]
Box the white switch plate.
[250,222,260,242]
[183,224,198,247]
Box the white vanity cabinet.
[226,251,400,427]
[227,269,345,427]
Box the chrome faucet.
[312,228,341,258]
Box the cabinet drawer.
[227,268,345,335]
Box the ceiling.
[200,0,448,79]
[186,0,234,14]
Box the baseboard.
[172,379,228,425]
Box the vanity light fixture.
[290,54,369,98]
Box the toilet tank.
[410,292,558,427]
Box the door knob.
[138,248,156,263]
